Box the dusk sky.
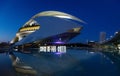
[0,0,120,43]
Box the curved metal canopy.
[32,11,86,23]
[23,11,86,27]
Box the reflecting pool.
[0,49,120,76]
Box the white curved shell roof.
[23,11,86,26]
[32,11,86,23]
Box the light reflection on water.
[0,49,120,76]
[0,53,16,76]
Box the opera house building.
[11,11,85,47]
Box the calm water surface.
[0,49,120,76]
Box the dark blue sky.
[0,0,120,42]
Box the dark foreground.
[0,49,120,76]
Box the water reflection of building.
[9,52,37,75]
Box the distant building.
[100,32,106,43]
[87,40,99,48]
[0,42,10,48]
